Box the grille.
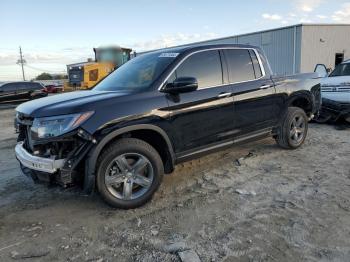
[17,122,34,152]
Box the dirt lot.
[0,106,349,262]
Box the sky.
[1,0,350,81]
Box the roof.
[138,43,260,56]
[0,81,30,86]
[93,46,132,52]
[0,81,45,87]
[66,61,96,67]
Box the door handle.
[217,92,232,98]
[260,84,273,89]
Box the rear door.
[164,49,235,155]
[28,82,45,99]
[223,49,277,138]
[16,82,32,100]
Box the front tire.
[96,138,164,209]
[276,107,308,149]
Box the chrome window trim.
[158,47,267,91]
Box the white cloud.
[262,13,283,21]
[332,3,350,22]
[131,32,218,51]
[261,1,339,25]
[294,0,323,13]
[0,48,91,67]
[316,15,327,19]
[0,47,93,80]
[300,18,313,23]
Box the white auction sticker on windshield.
[159,53,179,58]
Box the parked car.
[43,84,64,93]
[315,61,350,123]
[15,44,321,209]
[0,81,47,104]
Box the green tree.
[36,73,53,80]
[52,74,68,80]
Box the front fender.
[83,124,175,193]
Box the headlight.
[31,112,94,139]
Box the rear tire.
[276,107,308,149]
[96,138,164,209]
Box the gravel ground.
[0,107,349,262]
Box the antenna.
[16,46,26,81]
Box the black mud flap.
[19,163,52,184]
[83,157,96,195]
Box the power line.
[16,46,26,81]
[14,47,66,78]
[24,64,66,74]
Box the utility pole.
[16,46,26,81]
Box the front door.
[164,50,235,155]
[222,49,278,138]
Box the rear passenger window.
[249,50,263,79]
[224,49,255,83]
[21,83,41,90]
[34,83,44,90]
[172,50,223,89]
[26,83,34,90]
[17,83,27,90]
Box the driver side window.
[168,50,223,89]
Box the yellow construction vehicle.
[64,46,132,90]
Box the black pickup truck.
[15,44,321,209]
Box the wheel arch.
[83,124,175,193]
[287,91,314,116]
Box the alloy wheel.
[290,114,305,144]
[104,153,154,200]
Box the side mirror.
[162,77,198,94]
[314,64,328,78]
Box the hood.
[321,76,350,88]
[321,76,350,103]
[16,90,130,117]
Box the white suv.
[315,61,350,123]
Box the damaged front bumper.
[319,98,350,123]
[15,141,66,173]
[15,111,97,187]
[15,126,95,187]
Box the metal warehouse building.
[148,24,350,75]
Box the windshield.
[329,63,350,77]
[93,52,176,91]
